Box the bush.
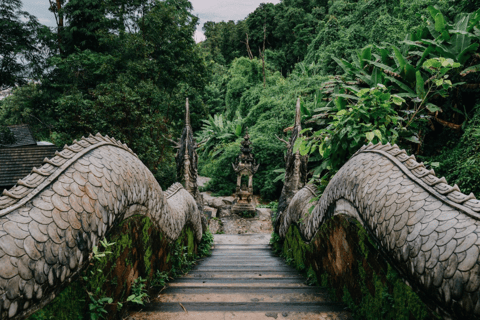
[423,104,480,197]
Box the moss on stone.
[282,225,310,271]
[28,216,203,320]
[27,281,85,320]
[278,219,433,320]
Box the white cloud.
[38,18,53,25]
[194,30,206,43]
[191,0,280,42]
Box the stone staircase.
[128,234,351,320]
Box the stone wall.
[276,142,480,319]
[276,217,433,319]
[28,215,202,320]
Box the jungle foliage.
[198,1,480,200]
[0,0,209,189]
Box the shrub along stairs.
[128,234,351,319]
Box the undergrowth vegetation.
[198,2,480,202]
[28,217,214,320]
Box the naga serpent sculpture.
[278,141,480,319]
[0,133,203,319]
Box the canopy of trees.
[1,0,209,188]
[2,0,480,201]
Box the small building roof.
[0,125,58,187]
[0,124,36,148]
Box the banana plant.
[196,111,243,157]
[420,6,480,65]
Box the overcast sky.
[20,0,281,42]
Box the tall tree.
[0,0,51,90]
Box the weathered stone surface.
[275,99,309,231]
[277,142,480,320]
[0,133,203,319]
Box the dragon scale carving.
[279,142,480,319]
[0,133,202,319]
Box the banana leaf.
[384,75,415,95]
[467,9,480,32]
[434,12,450,41]
[416,71,426,99]
[460,64,480,76]
[365,59,395,72]
[371,67,385,86]
[400,40,426,49]
[458,43,479,65]
[332,93,360,101]
[392,46,407,69]
[416,45,435,68]
[360,45,372,69]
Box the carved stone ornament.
[0,133,203,319]
[165,98,204,214]
[231,129,259,215]
[274,98,309,231]
[278,141,480,319]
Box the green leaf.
[332,93,359,101]
[357,88,370,97]
[415,71,425,99]
[360,45,372,68]
[458,43,480,65]
[384,76,415,94]
[400,40,426,49]
[371,67,384,86]
[392,95,405,105]
[379,93,391,101]
[300,103,311,117]
[332,56,355,74]
[235,124,242,137]
[426,103,442,113]
[427,6,441,21]
[405,135,420,144]
[318,141,326,157]
[365,60,394,72]
[374,129,382,140]
[460,64,480,76]
[434,13,450,41]
[404,63,416,84]
[392,46,406,69]
[366,132,375,141]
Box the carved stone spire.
[169,98,203,212]
[275,98,309,229]
[294,97,301,128]
[185,97,191,128]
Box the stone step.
[197,258,286,267]
[194,262,289,268]
[192,265,297,271]
[161,286,326,294]
[128,311,351,320]
[210,252,276,257]
[158,291,329,303]
[132,301,347,313]
[184,272,302,279]
[167,278,308,287]
[127,234,351,320]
